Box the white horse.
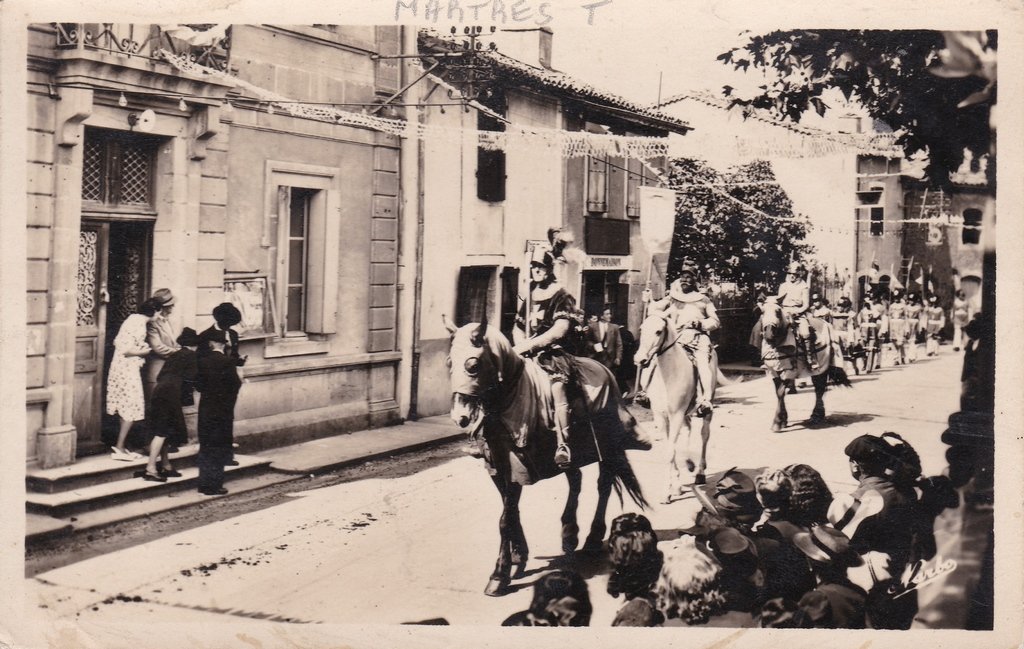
[634,312,717,503]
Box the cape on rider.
[771,261,818,370]
[512,229,585,469]
[646,259,719,416]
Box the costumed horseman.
[772,261,819,370]
[646,259,719,416]
[512,228,585,469]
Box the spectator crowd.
[500,431,959,629]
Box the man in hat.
[782,524,868,628]
[810,293,832,322]
[773,261,818,370]
[512,228,584,468]
[202,302,247,366]
[647,259,719,415]
[923,295,946,356]
[195,327,242,495]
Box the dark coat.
[196,350,242,448]
[753,520,817,607]
[199,324,245,366]
[586,321,623,369]
[794,581,868,629]
[148,347,198,445]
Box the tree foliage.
[718,30,996,188]
[667,158,814,289]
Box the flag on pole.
[914,269,924,285]
[890,264,904,290]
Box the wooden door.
[73,222,110,454]
[73,219,152,454]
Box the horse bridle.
[642,313,685,364]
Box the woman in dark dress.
[195,328,243,495]
[512,228,584,468]
[140,327,199,482]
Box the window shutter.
[305,190,340,334]
[607,155,625,218]
[587,155,608,212]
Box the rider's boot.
[552,383,572,468]
[694,355,714,417]
[805,330,820,370]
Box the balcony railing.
[54,23,231,72]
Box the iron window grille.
[81,128,158,210]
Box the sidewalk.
[26,415,465,545]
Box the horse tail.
[606,448,649,511]
[828,363,852,388]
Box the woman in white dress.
[107,298,163,460]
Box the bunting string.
[159,49,671,160]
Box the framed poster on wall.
[223,275,277,340]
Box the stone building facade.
[26,24,404,468]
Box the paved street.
[24,346,981,640]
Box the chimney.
[538,27,553,69]
[499,27,554,69]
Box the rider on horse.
[512,228,585,469]
[646,259,719,416]
[772,261,819,370]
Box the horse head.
[760,298,788,347]
[634,313,669,369]
[447,316,515,429]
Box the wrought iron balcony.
[54,23,231,72]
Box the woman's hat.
[212,302,242,328]
[692,468,763,526]
[151,288,175,307]
[176,327,201,347]
[792,524,862,565]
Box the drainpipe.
[397,26,425,421]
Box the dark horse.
[446,318,649,596]
[759,299,851,432]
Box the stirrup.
[554,443,572,468]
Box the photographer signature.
[889,556,958,599]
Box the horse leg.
[583,461,615,552]
[664,408,686,503]
[485,476,518,596]
[695,413,711,485]
[771,376,788,432]
[561,468,582,556]
[506,484,529,579]
[810,372,827,424]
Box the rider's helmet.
[679,258,700,279]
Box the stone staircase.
[26,444,276,544]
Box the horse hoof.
[685,459,696,473]
[484,577,509,597]
[694,473,706,486]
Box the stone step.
[25,454,271,518]
[27,444,202,494]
